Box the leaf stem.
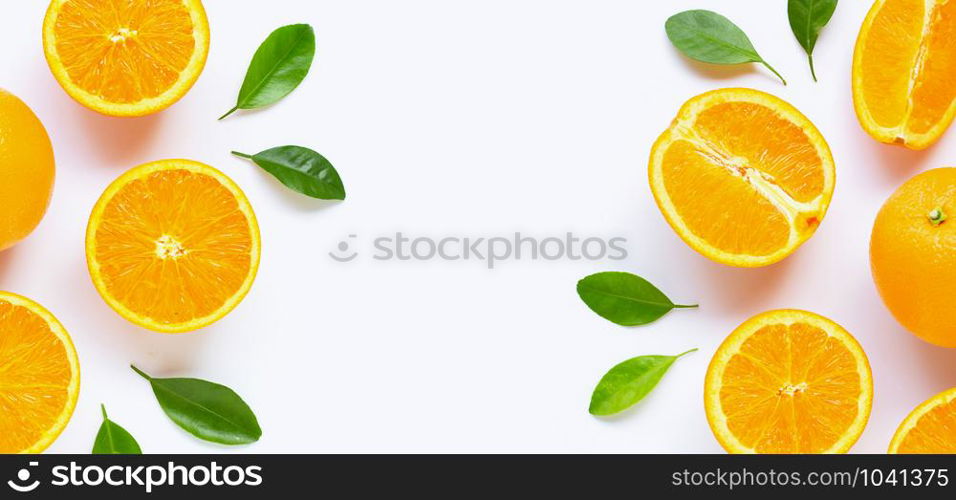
[101,403,108,420]
[808,55,817,82]
[230,151,254,160]
[675,348,699,358]
[218,106,239,121]
[674,304,699,309]
[761,61,787,86]
[130,365,152,381]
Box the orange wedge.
[0,292,79,453]
[649,89,835,268]
[86,160,260,333]
[704,310,872,454]
[853,0,956,149]
[42,0,210,117]
[889,388,956,453]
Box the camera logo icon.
[328,234,358,262]
[7,462,40,493]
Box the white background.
[1,0,955,454]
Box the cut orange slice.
[889,387,956,453]
[853,0,956,149]
[704,310,872,454]
[86,160,260,333]
[649,89,835,268]
[42,0,210,117]
[0,292,79,453]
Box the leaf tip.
[328,186,347,201]
[229,426,262,445]
[218,106,239,121]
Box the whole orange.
[0,89,55,251]
[871,168,956,347]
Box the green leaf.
[220,24,316,119]
[132,365,262,445]
[665,10,786,85]
[92,404,142,454]
[589,349,697,416]
[576,272,697,326]
[232,146,346,200]
[788,0,838,81]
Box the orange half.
[86,160,260,333]
[649,89,835,267]
[853,0,956,149]
[0,292,79,453]
[42,0,210,116]
[704,310,872,454]
[889,387,956,453]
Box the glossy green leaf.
[589,349,697,416]
[92,404,142,454]
[788,0,838,81]
[665,10,786,85]
[232,146,346,200]
[576,272,697,326]
[132,366,262,445]
[220,24,316,119]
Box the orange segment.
[649,89,835,267]
[42,0,209,116]
[853,0,956,149]
[705,310,872,454]
[693,102,827,203]
[86,160,260,333]
[889,388,956,453]
[0,292,79,453]
[660,140,791,257]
